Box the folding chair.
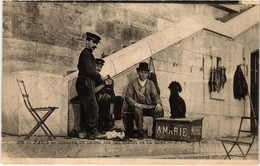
[17,79,58,140]
[217,116,257,160]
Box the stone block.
[100,5,117,22]
[96,20,115,39]
[199,139,224,154]
[112,68,138,95]
[229,117,242,137]
[217,116,231,137]
[152,47,172,64]
[155,71,170,98]
[200,115,210,139]
[190,77,204,102]
[3,60,72,76]
[2,71,68,136]
[155,60,168,73]
[113,23,127,40]
[187,100,205,115]
[68,76,78,101]
[105,43,151,76]
[161,97,170,117]
[3,38,78,75]
[2,15,12,38]
[99,38,125,56]
[143,116,153,137]
[227,6,259,37]
[207,115,220,138]
[68,103,81,133]
[2,73,20,135]
[2,38,36,61]
[128,11,157,30]
[157,18,175,31]
[229,104,245,117]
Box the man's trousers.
[134,107,164,135]
[76,77,99,133]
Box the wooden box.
[155,117,203,142]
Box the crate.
[155,117,203,142]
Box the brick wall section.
[2,2,230,75]
[3,3,157,50]
[2,2,158,75]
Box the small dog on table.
[168,81,186,119]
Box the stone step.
[2,134,258,159]
[123,151,258,160]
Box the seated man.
[125,62,164,139]
[95,58,124,132]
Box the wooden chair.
[217,117,257,160]
[17,79,58,140]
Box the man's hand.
[104,78,113,85]
[95,84,105,93]
[134,103,143,110]
[155,103,162,112]
[97,94,102,101]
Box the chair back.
[237,117,257,144]
[16,79,33,111]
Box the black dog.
[168,81,186,119]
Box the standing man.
[76,32,106,139]
[125,62,164,139]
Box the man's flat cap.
[95,58,105,66]
[86,32,101,43]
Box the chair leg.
[244,144,253,159]
[237,144,245,158]
[221,141,231,160]
[34,111,56,139]
[41,122,56,139]
[25,110,55,140]
[223,142,237,160]
[27,111,53,140]
[225,143,237,160]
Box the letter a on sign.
[157,126,161,133]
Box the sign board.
[155,117,203,142]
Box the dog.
[168,81,186,119]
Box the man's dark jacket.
[76,48,103,95]
[233,65,248,100]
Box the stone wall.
[3,2,157,75]
[118,3,229,23]
[111,24,259,138]
[2,2,230,75]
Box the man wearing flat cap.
[95,58,124,132]
[76,32,106,139]
[95,58,105,73]
[125,62,164,139]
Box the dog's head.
[168,81,182,93]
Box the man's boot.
[138,129,146,140]
[78,130,87,139]
[89,128,107,139]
